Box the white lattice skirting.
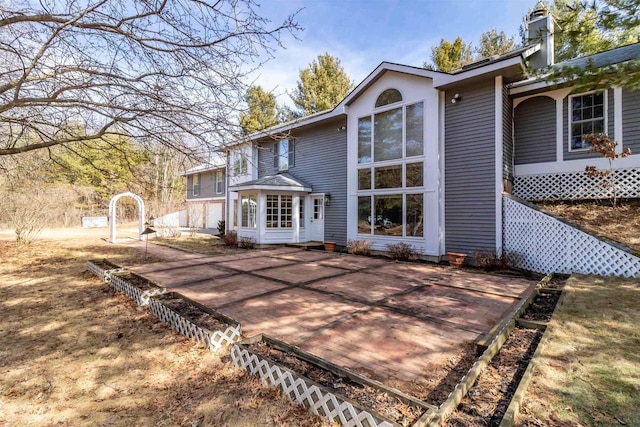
[86,260,124,283]
[109,274,167,306]
[231,345,394,427]
[513,168,640,201]
[148,298,241,352]
[504,196,640,277]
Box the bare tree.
[0,0,301,158]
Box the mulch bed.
[445,328,543,427]
[248,340,425,426]
[121,272,163,292]
[520,292,561,322]
[91,259,119,269]
[160,294,229,332]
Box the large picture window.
[357,194,423,237]
[266,194,292,228]
[569,91,605,151]
[358,101,424,163]
[241,195,256,228]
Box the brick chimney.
[525,3,555,69]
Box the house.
[180,154,227,230]
[222,8,640,269]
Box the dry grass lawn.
[0,234,329,426]
[537,200,640,253]
[518,275,640,427]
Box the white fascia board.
[338,62,444,107]
[432,56,525,88]
[228,184,312,193]
[186,196,226,202]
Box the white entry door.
[309,195,324,241]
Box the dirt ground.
[0,230,330,426]
[537,200,640,253]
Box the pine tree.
[239,85,280,135]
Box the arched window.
[375,89,402,108]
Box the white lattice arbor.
[503,195,640,277]
[513,168,640,201]
[109,192,145,243]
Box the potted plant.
[324,241,336,252]
[447,251,467,268]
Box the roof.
[553,42,640,71]
[510,42,640,92]
[179,153,226,176]
[228,173,312,192]
[451,44,539,74]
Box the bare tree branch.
[0,0,301,157]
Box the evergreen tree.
[425,37,474,72]
[239,85,280,135]
[478,29,516,58]
[290,53,353,116]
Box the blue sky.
[251,0,536,106]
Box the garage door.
[206,202,223,229]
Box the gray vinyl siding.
[502,86,514,180]
[514,96,556,165]
[445,79,496,254]
[186,169,226,199]
[622,89,640,153]
[563,88,614,160]
[258,118,348,245]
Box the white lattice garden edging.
[513,167,640,201]
[504,195,640,277]
[148,293,241,352]
[232,335,412,427]
[109,272,167,306]
[86,259,123,282]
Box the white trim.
[433,56,525,89]
[228,184,312,192]
[186,196,225,202]
[515,153,640,175]
[556,98,564,162]
[494,76,504,256]
[512,87,572,107]
[614,86,623,154]
[438,90,446,256]
[567,90,608,153]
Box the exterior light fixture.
[324,194,331,206]
[451,93,462,104]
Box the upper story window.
[358,101,424,163]
[375,88,402,108]
[233,152,248,176]
[192,173,200,196]
[274,139,295,171]
[569,91,605,151]
[215,169,224,194]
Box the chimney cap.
[529,2,549,20]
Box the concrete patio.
[127,244,538,400]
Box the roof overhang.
[229,183,312,192]
[432,55,529,90]
[338,62,446,107]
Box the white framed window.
[266,194,292,228]
[569,91,606,151]
[215,169,224,194]
[192,173,200,196]
[274,139,295,171]
[234,152,248,175]
[241,194,256,228]
[356,94,425,238]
